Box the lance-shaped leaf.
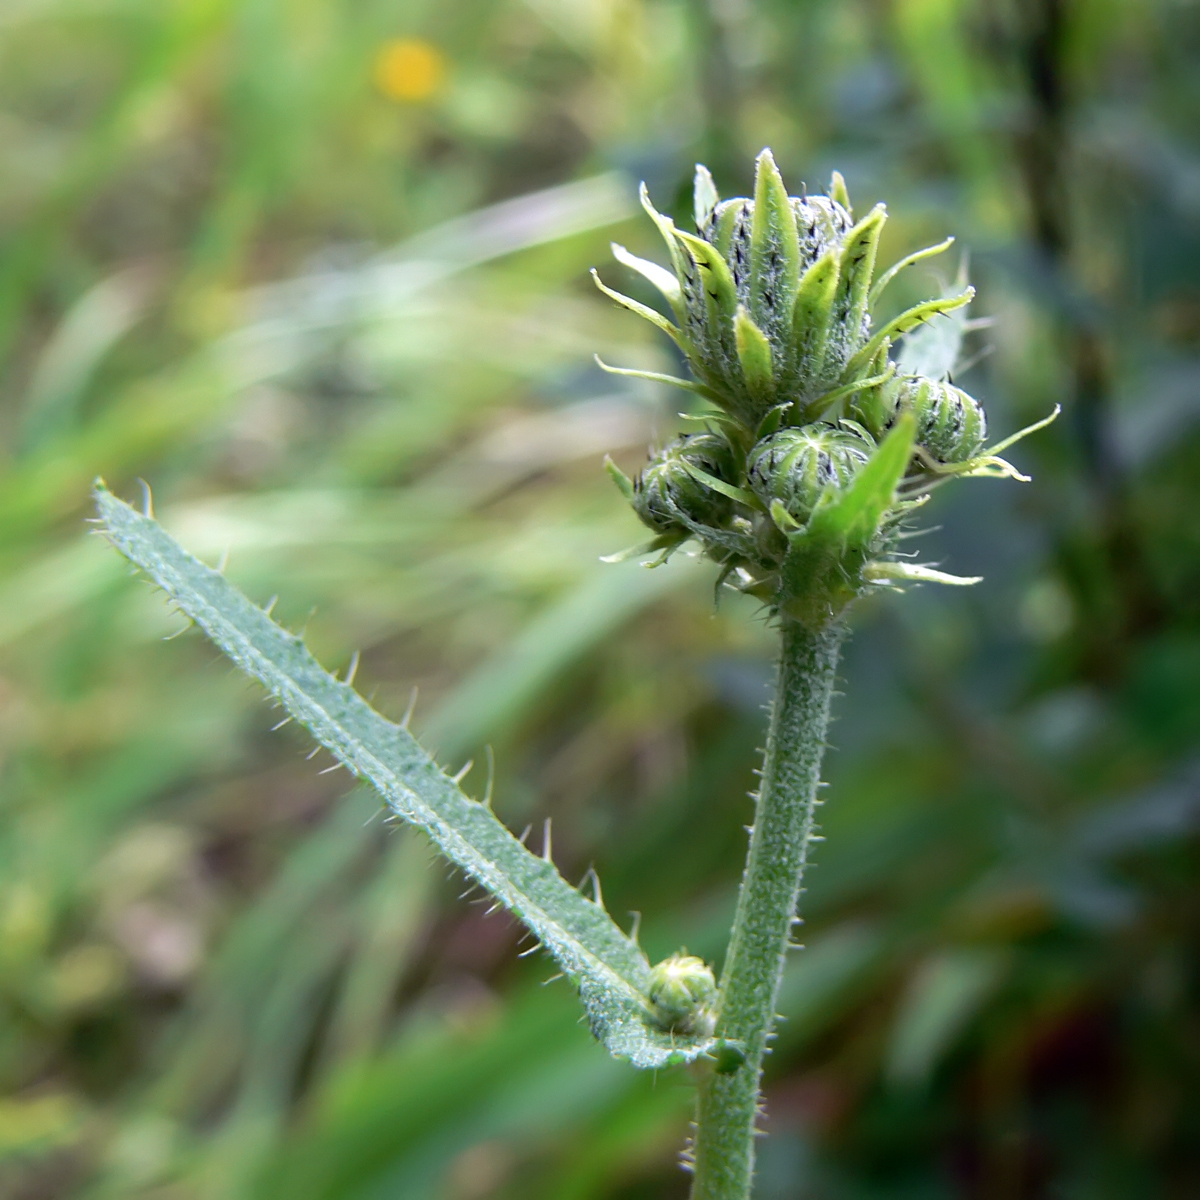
[749,149,801,348]
[93,484,721,1070]
[776,417,916,623]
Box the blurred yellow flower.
[374,38,446,103]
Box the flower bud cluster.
[598,150,1054,620]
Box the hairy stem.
[690,617,844,1200]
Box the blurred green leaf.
[885,949,1007,1089]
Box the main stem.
[690,617,845,1200]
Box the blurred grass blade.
[885,950,1007,1089]
[424,557,697,758]
[242,172,635,343]
[94,484,717,1070]
[18,265,155,453]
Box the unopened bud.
[895,376,987,463]
[632,432,736,534]
[748,424,872,522]
[647,952,718,1037]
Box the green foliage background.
[1,1,1198,1196]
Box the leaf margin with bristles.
[92,482,722,1071]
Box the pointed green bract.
[865,561,981,586]
[807,413,916,549]
[604,455,636,502]
[749,149,802,353]
[870,236,955,305]
[792,249,840,396]
[830,170,852,216]
[590,270,691,353]
[918,405,1061,482]
[734,306,775,405]
[599,531,685,565]
[639,181,691,284]
[680,408,746,437]
[712,200,744,260]
[979,405,1060,459]
[93,484,721,1071]
[843,287,974,382]
[755,403,788,441]
[674,227,739,319]
[896,256,973,380]
[681,459,760,509]
[833,203,887,362]
[801,362,896,424]
[610,242,684,314]
[594,355,721,400]
[694,163,720,232]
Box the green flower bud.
[864,376,984,465]
[677,154,872,420]
[647,952,717,1037]
[748,424,873,522]
[598,151,891,430]
[697,193,854,361]
[893,376,987,463]
[849,375,987,465]
[703,196,853,280]
[632,432,736,534]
